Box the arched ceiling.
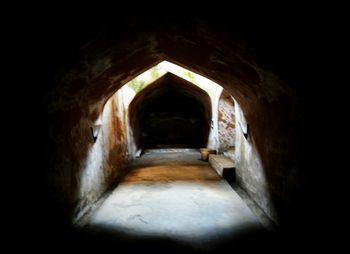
[45,17,294,113]
[43,16,297,189]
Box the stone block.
[209,154,235,181]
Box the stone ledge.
[209,154,235,180]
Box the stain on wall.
[50,94,130,222]
[218,90,235,153]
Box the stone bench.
[208,154,236,181]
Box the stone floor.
[78,151,276,253]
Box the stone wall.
[234,102,278,223]
[47,93,129,222]
[218,90,235,153]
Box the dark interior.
[129,73,212,149]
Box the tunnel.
[129,73,212,149]
[19,6,332,253]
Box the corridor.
[79,151,271,252]
[22,8,330,253]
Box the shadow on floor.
[57,224,280,254]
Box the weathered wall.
[76,93,129,220]
[234,102,278,223]
[48,93,129,222]
[218,90,235,153]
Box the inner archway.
[129,73,212,149]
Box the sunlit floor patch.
[83,152,266,251]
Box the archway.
[129,73,212,149]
